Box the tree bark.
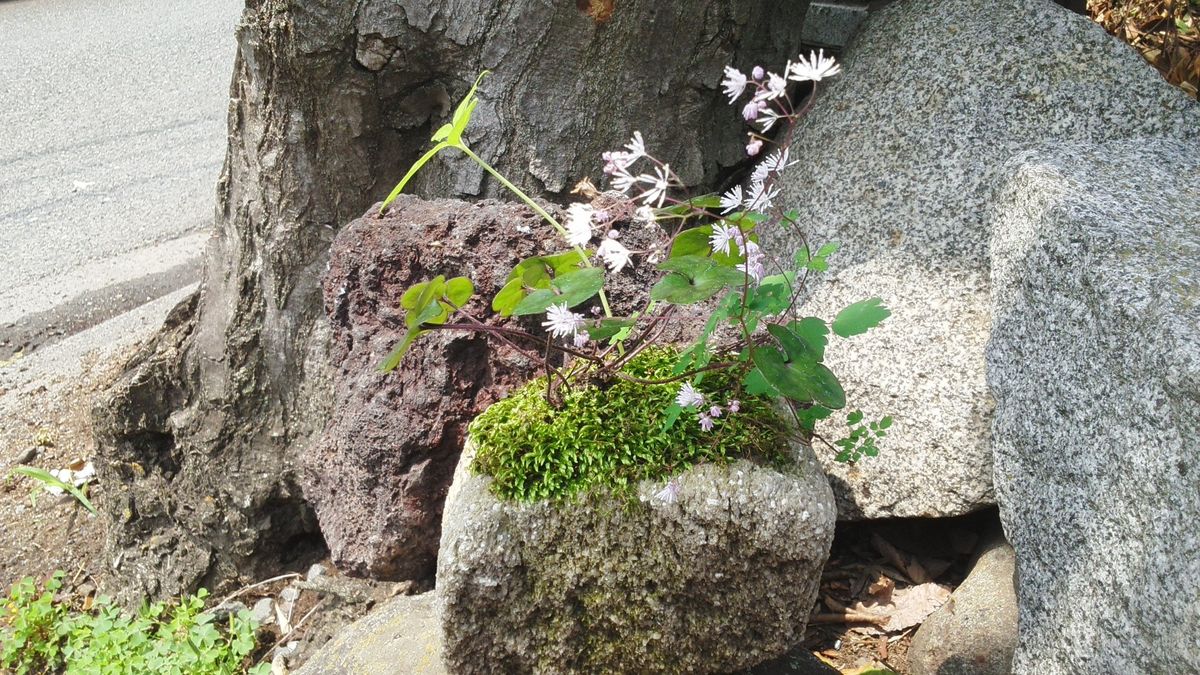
[94,0,809,601]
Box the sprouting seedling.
[378,71,567,235]
[376,70,613,321]
[6,465,98,516]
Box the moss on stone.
[468,347,788,502]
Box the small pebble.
[251,597,275,624]
[305,563,326,581]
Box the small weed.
[0,573,269,674]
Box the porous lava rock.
[437,439,836,674]
[303,195,556,580]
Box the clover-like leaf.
[832,297,890,338]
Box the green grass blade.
[7,465,98,516]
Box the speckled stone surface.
[767,0,1200,519]
[988,138,1200,672]
[294,592,447,675]
[908,534,1017,675]
[436,440,836,674]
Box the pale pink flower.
[572,332,590,348]
[742,99,764,121]
[752,66,765,80]
[611,167,638,193]
[542,303,585,339]
[709,222,740,255]
[653,478,681,504]
[754,72,788,101]
[751,148,795,184]
[597,237,632,273]
[564,203,594,247]
[676,382,705,409]
[624,131,647,159]
[698,413,715,432]
[719,185,743,215]
[634,205,657,226]
[721,66,748,103]
[709,405,723,418]
[788,49,840,82]
[602,150,635,175]
[744,181,779,212]
[728,399,741,413]
[737,241,767,283]
[638,164,672,208]
[757,109,783,132]
[745,138,763,156]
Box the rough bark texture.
[93,0,809,601]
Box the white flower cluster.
[675,383,742,432]
[720,49,840,156]
[562,202,632,273]
[602,131,676,209]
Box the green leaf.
[767,324,820,364]
[445,276,474,307]
[512,268,604,315]
[668,228,712,259]
[847,410,864,424]
[745,277,793,315]
[7,466,97,516]
[652,257,745,305]
[795,241,840,272]
[832,297,891,338]
[402,276,445,328]
[789,318,829,361]
[379,141,452,214]
[492,278,526,316]
[585,318,636,341]
[750,347,846,409]
[660,402,684,432]
[651,273,722,304]
[878,416,893,429]
[445,70,490,146]
[743,367,779,396]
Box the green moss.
[468,347,788,502]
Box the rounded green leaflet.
[445,276,474,307]
[512,267,604,316]
[650,256,744,305]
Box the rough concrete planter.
[436,438,836,674]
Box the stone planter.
[436,438,836,674]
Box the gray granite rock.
[294,592,446,675]
[988,138,1200,672]
[437,439,836,674]
[768,0,1199,519]
[908,534,1017,675]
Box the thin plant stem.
[459,145,614,319]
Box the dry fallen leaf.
[852,582,952,634]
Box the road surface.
[0,0,243,360]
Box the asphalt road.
[0,0,243,359]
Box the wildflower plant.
[379,51,891,464]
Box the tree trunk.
[94,0,809,602]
